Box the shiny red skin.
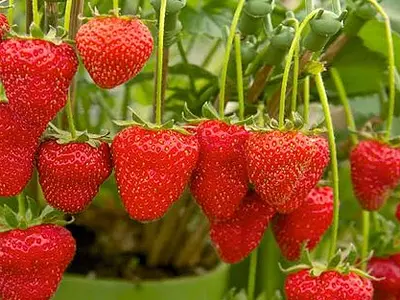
[0,13,9,40]
[76,17,153,89]
[37,141,113,214]
[273,186,334,261]
[0,225,76,300]
[350,140,400,211]
[285,269,374,300]
[112,126,199,222]
[210,191,275,263]
[190,120,250,220]
[368,257,400,294]
[246,131,330,214]
[0,38,78,129]
[0,103,41,196]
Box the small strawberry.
[246,130,330,214]
[350,140,400,211]
[37,140,113,214]
[368,257,400,295]
[0,13,10,40]
[0,103,41,196]
[273,186,334,261]
[76,16,153,89]
[0,38,78,129]
[112,126,199,222]
[190,120,250,220]
[210,191,275,263]
[285,269,374,299]
[0,224,76,300]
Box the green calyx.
[349,122,400,147]
[4,23,71,45]
[45,123,111,148]
[0,197,73,233]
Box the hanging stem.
[17,193,25,216]
[314,73,340,260]
[303,77,310,124]
[247,247,258,300]
[32,0,40,26]
[113,0,119,16]
[366,0,395,140]
[234,34,245,121]
[7,0,14,24]
[330,68,358,145]
[202,39,221,68]
[361,211,370,271]
[64,0,73,32]
[218,0,246,118]
[279,9,320,127]
[291,21,300,114]
[155,0,168,125]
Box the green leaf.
[3,205,18,228]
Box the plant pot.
[54,264,230,300]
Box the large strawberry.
[285,269,373,299]
[76,16,153,89]
[190,120,250,220]
[0,103,41,196]
[112,126,199,222]
[0,224,76,300]
[210,191,275,263]
[246,130,330,214]
[273,186,334,261]
[350,140,400,211]
[0,38,78,129]
[368,257,400,295]
[0,13,9,40]
[37,140,112,214]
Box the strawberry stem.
[218,0,246,119]
[290,20,300,115]
[303,76,310,124]
[64,0,73,33]
[361,211,370,271]
[247,247,258,300]
[113,0,119,17]
[234,34,245,121]
[7,0,13,24]
[330,68,358,146]
[366,0,395,141]
[32,0,40,26]
[17,193,25,217]
[279,10,320,127]
[314,72,340,261]
[65,93,77,138]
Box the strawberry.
[0,38,78,129]
[368,257,400,295]
[76,16,153,89]
[0,224,76,300]
[0,103,41,196]
[273,186,334,261]
[37,140,113,214]
[350,140,400,211]
[112,126,199,222]
[246,130,330,214]
[210,191,275,263]
[285,269,374,299]
[0,13,9,40]
[190,120,250,220]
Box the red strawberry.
[112,126,199,222]
[273,186,334,261]
[373,290,400,300]
[285,269,374,299]
[368,257,400,294]
[76,17,153,89]
[0,103,41,196]
[0,224,76,300]
[0,38,78,129]
[246,130,330,214]
[190,120,250,220]
[37,140,113,214]
[210,191,275,263]
[350,140,400,211]
[0,13,9,40]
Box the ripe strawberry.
[368,257,400,294]
[37,140,113,214]
[285,269,374,299]
[273,186,334,261]
[350,140,400,211]
[76,17,153,89]
[0,224,76,300]
[246,130,330,214]
[0,103,41,196]
[0,38,78,129]
[210,191,275,263]
[112,126,199,222]
[190,120,250,220]
[0,13,9,40]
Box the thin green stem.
[291,21,300,114]
[202,39,221,68]
[279,9,320,127]
[219,0,246,118]
[155,0,168,125]
[113,0,119,16]
[235,34,245,121]
[367,0,395,140]
[306,0,314,14]
[330,68,358,146]
[303,76,310,124]
[265,13,273,35]
[332,0,341,15]
[32,0,40,26]
[17,193,25,216]
[7,0,14,24]
[64,0,73,31]
[361,211,370,271]
[65,92,77,138]
[314,73,340,260]
[247,247,258,300]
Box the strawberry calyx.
[350,122,400,148]
[44,123,111,148]
[369,213,400,257]
[0,196,73,233]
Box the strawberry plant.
[0,0,400,299]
